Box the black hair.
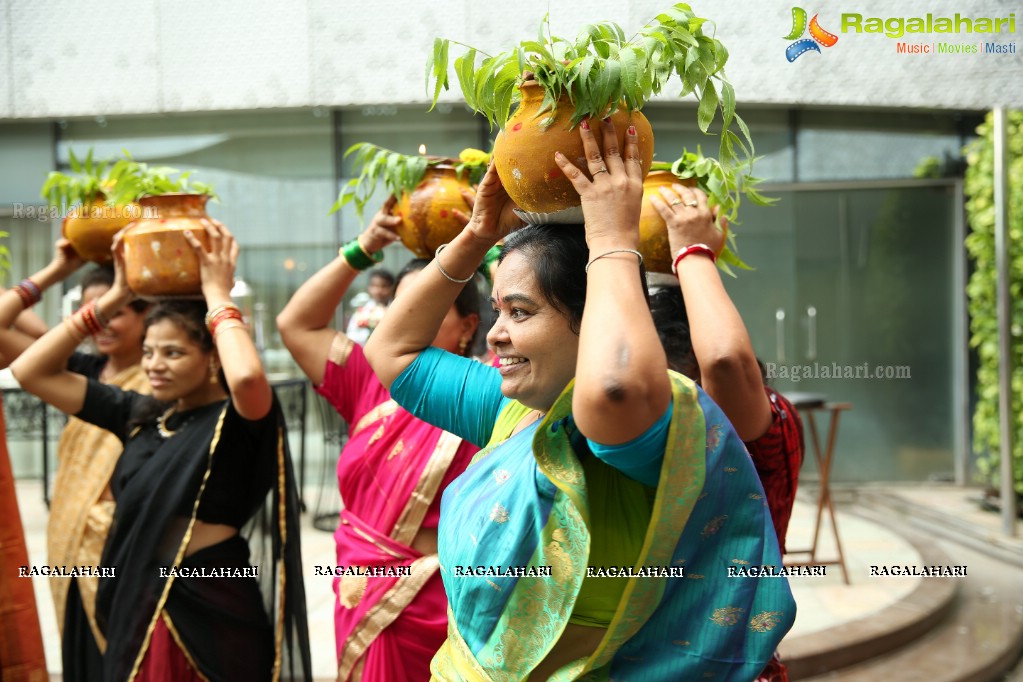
[648,286,699,380]
[145,300,214,352]
[397,258,484,356]
[80,265,114,291]
[499,224,650,335]
[366,267,396,286]
[79,265,149,313]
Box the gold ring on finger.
[593,167,609,175]
[685,200,699,207]
[670,200,684,207]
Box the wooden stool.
[785,401,852,584]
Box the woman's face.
[83,284,146,360]
[396,270,479,355]
[486,251,579,412]
[141,319,216,408]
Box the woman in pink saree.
[277,200,483,681]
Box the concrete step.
[781,531,958,678]
[795,508,1023,682]
[856,487,1023,570]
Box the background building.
[1,0,1021,485]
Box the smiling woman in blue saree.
[365,120,796,681]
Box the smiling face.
[142,318,219,409]
[486,251,579,412]
[83,284,146,362]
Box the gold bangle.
[214,321,249,338]
[204,303,242,330]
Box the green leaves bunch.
[654,148,774,274]
[427,3,753,169]
[331,143,431,218]
[332,144,489,219]
[40,148,119,210]
[103,152,218,205]
[963,109,1023,495]
[41,149,217,210]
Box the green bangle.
[339,239,384,271]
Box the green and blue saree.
[391,348,795,681]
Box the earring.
[209,359,220,385]
[458,337,470,354]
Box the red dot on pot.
[549,169,561,179]
[439,209,449,218]
[512,123,522,131]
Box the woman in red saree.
[277,200,483,681]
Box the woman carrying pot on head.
[276,201,483,682]
[364,120,796,681]
[11,224,311,682]
[0,241,151,681]
[647,191,805,682]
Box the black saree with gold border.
[74,379,311,682]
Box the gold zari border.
[337,554,441,681]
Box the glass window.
[643,105,794,183]
[796,110,981,181]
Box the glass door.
[724,182,962,482]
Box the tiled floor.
[12,480,947,679]
[783,496,922,637]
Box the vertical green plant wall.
[963,110,1023,496]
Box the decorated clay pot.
[491,80,654,215]
[122,194,212,299]
[395,163,472,258]
[639,171,698,274]
[61,195,140,264]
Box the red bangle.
[209,309,244,336]
[671,244,716,276]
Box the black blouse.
[75,379,277,528]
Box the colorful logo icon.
[784,7,839,61]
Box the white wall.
[1,0,1020,119]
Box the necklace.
[157,407,181,439]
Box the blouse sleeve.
[584,400,672,488]
[390,347,507,448]
[314,335,375,424]
[74,378,145,443]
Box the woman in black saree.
[12,223,311,682]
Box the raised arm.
[185,222,272,421]
[649,185,771,441]
[0,238,84,367]
[10,243,123,415]
[276,199,400,384]
[364,164,521,389]
[555,119,671,444]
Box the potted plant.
[39,149,140,263]
[331,143,490,258]
[106,155,219,299]
[427,4,754,220]
[639,148,773,274]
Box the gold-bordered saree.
[316,335,478,681]
[431,371,796,681]
[48,363,149,650]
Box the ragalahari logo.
[784,8,839,61]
